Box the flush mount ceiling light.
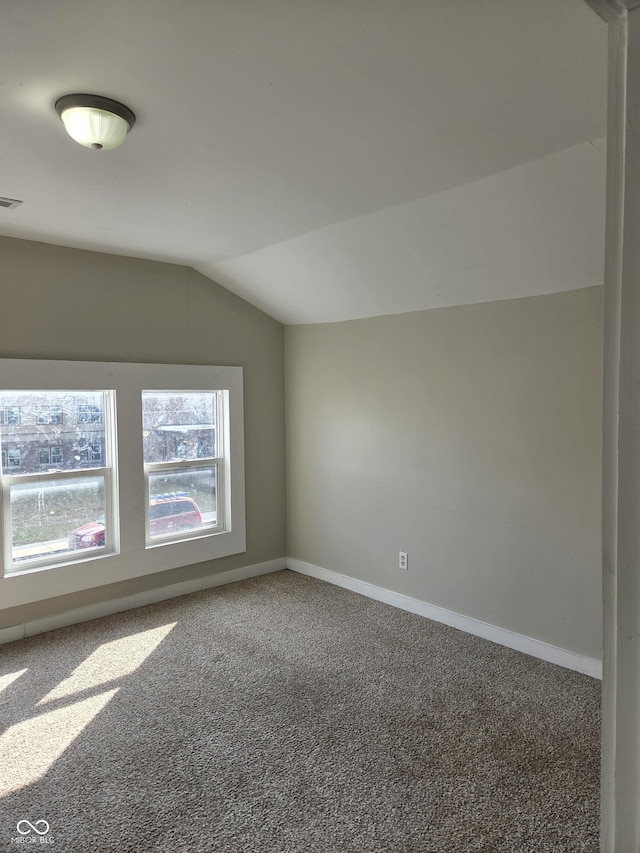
[55,94,136,151]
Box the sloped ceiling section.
[0,0,607,324]
[200,140,606,324]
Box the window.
[77,404,102,424]
[38,446,63,467]
[1,449,21,469]
[0,391,114,571]
[0,360,245,610]
[142,391,221,544]
[0,407,20,426]
[77,443,101,463]
[36,405,64,425]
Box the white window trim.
[0,359,246,610]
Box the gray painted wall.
[285,288,603,658]
[0,236,286,629]
[0,235,603,660]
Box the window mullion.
[3,467,110,488]
[144,457,221,474]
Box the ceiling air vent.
[0,197,22,210]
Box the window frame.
[142,389,224,546]
[77,404,102,424]
[0,406,20,426]
[36,405,64,425]
[0,390,117,574]
[144,458,224,544]
[2,448,21,470]
[0,359,245,612]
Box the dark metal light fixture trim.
[55,94,136,150]
[55,94,136,129]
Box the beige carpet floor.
[0,570,600,852]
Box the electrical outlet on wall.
[399,551,408,570]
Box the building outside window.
[0,394,106,474]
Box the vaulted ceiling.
[0,0,607,323]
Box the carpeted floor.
[0,570,600,852]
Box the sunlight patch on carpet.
[37,623,176,705]
[0,688,118,797]
[0,669,28,697]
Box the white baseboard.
[0,558,285,645]
[0,624,24,646]
[287,558,602,679]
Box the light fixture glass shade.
[60,107,129,150]
[55,95,136,151]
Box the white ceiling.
[0,0,607,324]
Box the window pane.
[0,391,106,474]
[3,448,21,469]
[148,467,217,540]
[142,392,216,464]
[0,407,20,426]
[36,405,63,425]
[77,404,102,424]
[9,475,107,565]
